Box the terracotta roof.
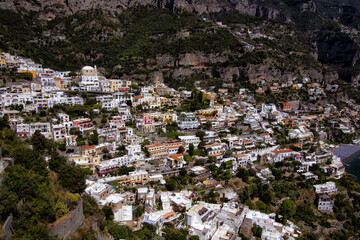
[204,143,222,148]
[163,211,175,219]
[234,154,246,158]
[145,142,163,149]
[169,153,183,161]
[82,145,95,150]
[166,145,183,149]
[273,149,294,154]
[210,152,224,157]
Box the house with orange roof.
[204,143,225,159]
[281,118,296,127]
[243,140,255,149]
[82,145,96,156]
[167,153,185,168]
[198,115,207,124]
[145,140,185,159]
[54,78,69,90]
[234,153,250,168]
[73,118,94,132]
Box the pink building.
[142,113,155,125]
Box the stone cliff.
[133,52,338,85]
[0,0,293,21]
[317,34,360,66]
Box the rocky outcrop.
[146,52,338,85]
[0,0,291,22]
[255,6,291,22]
[1,213,14,240]
[294,0,316,12]
[351,72,360,86]
[317,34,360,66]
[91,222,114,240]
[155,52,228,69]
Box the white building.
[178,136,201,149]
[317,195,334,212]
[114,205,133,223]
[314,182,337,195]
[178,113,200,130]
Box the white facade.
[178,136,200,149]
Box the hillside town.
[0,51,359,240]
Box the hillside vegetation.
[0,118,91,239]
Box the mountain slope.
[0,1,359,88]
[1,0,360,29]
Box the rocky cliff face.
[317,34,360,66]
[0,0,293,22]
[144,52,338,85]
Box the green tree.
[195,131,205,141]
[102,206,114,220]
[165,179,177,191]
[177,146,185,154]
[101,115,107,123]
[164,229,188,240]
[13,146,48,176]
[188,143,194,156]
[180,169,187,177]
[204,121,212,130]
[0,185,19,219]
[189,236,200,240]
[279,199,296,222]
[0,116,9,130]
[88,130,99,145]
[130,84,140,89]
[118,165,129,175]
[30,130,51,153]
[134,206,144,218]
[57,164,89,193]
[252,224,262,238]
[49,151,67,172]
[108,223,133,240]
[236,167,249,183]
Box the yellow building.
[117,170,149,185]
[0,58,6,68]
[55,79,69,90]
[197,109,218,116]
[110,80,122,92]
[68,154,100,174]
[123,80,132,88]
[110,80,132,92]
[160,97,179,108]
[162,113,173,124]
[22,70,36,78]
[22,85,31,93]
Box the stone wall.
[2,213,13,240]
[49,198,85,240]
